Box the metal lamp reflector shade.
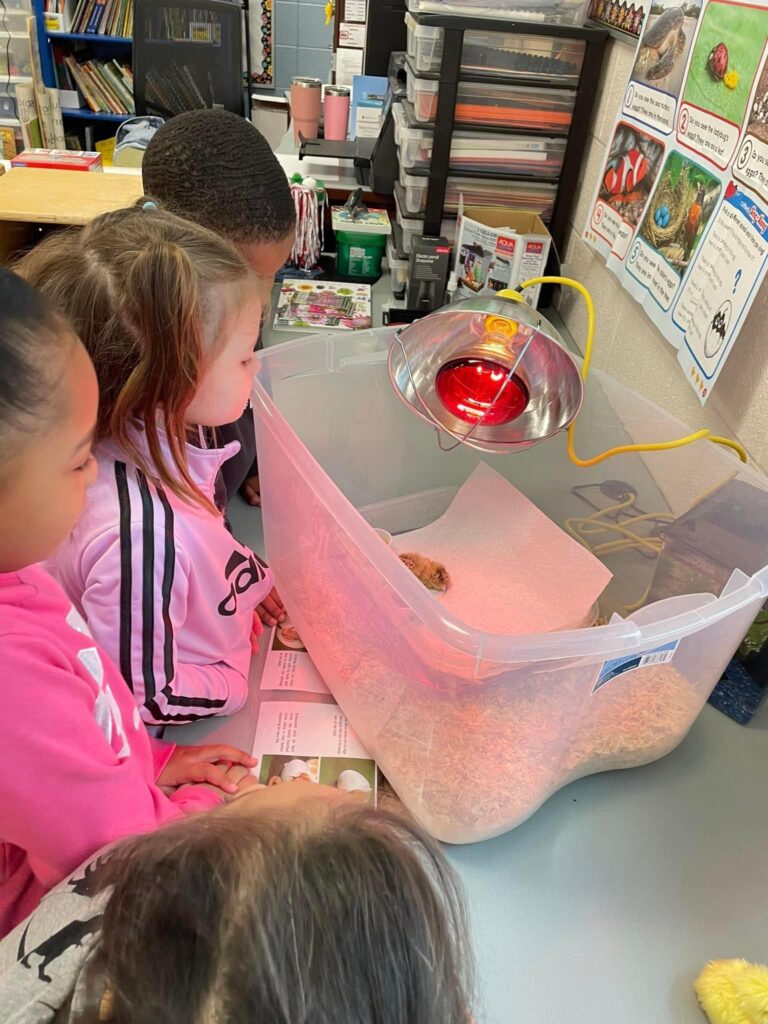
[388,296,584,454]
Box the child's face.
[0,337,98,572]
[185,291,263,427]
[239,231,295,290]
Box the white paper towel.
[391,463,612,636]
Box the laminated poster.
[583,0,768,403]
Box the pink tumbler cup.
[323,85,350,141]
[291,77,322,144]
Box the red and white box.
[453,196,552,307]
[10,149,103,172]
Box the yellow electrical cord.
[504,276,748,466]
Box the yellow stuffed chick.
[695,960,768,1024]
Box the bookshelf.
[32,0,134,146]
[133,0,249,118]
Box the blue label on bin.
[592,641,679,694]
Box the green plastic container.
[335,229,388,280]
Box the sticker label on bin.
[592,641,679,694]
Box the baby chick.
[399,553,451,592]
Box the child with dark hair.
[0,788,475,1024]
[0,268,260,938]
[142,109,296,507]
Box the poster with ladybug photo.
[584,0,768,404]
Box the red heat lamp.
[435,357,531,427]
[388,295,584,454]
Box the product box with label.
[453,199,551,306]
[349,75,389,140]
[407,235,452,311]
[10,148,103,172]
[332,206,391,281]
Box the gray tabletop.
[177,491,768,1024]
[177,276,768,1024]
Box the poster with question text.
[584,0,768,402]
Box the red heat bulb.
[435,357,530,426]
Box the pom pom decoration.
[695,959,768,1024]
[289,182,324,271]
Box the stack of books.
[63,56,135,115]
[69,0,134,37]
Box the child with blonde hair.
[16,207,284,727]
[0,789,475,1024]
[0,269,258,937]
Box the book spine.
[27,16,55,148]
[15,84,42,148]
[87,0,106,33]
[47,87,67,148]
[65,55,98,112]
[102,62,132,112]
[81,62,114,112]
[93,64,123,112]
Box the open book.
[251,621,379,804]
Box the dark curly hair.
[142,110,295,245]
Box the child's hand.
[240,474,261,507]
[223,778,351,818]
[176,763,261,803]
[251,610,264,654]
[255,587,286,628]
[158,744,257,794]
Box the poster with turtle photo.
[584,0,768,405]
[623,0,703,134]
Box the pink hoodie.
[0,566,222,939]
[48,425,273,726]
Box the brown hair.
[76,803,474,1024]
[14,206,251,510]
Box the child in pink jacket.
[0,270,259,937]
[17,206,286,727]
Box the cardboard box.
[10,149,103,172]
[453,200,551,307]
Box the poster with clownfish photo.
[584,0,768,406]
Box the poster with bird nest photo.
[638,151,720,275]
[584,0,768,406]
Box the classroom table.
[176,279,768,1022]
[178,489,768,1024]
[0,167,143,259]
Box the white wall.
[557,38,768,472]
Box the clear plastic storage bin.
[406,15,586,80]
[398,165,557,220]
[385,235,409,299]
[406,61,575,130]
[0,35,33,79]
[252,323,768,843]
[407,0,590,27]
[395,187,456,253]
[0,79,32,120]
[393,100,566,177]
[0,7,32,33]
